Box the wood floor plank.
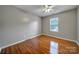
[1,35,79,54]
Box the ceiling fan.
[42,5,55,13]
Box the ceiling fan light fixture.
[42,5,55,13]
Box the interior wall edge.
[0,33,78,51]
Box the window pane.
[50,17,58,32]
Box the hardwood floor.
[1,35,79,54]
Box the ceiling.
[15,5,77,17]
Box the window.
[50,17,58,32]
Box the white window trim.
[50,17,58,32]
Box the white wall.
[0,6,41,48]
[77,7,79,43]
[42,10,77,41]
[0,6,4,48]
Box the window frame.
[50,17,59,32]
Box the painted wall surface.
[42,10,77,41]
[0,6,41,48]
[0,6,4,48]
[77,7,79,43]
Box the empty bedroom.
[0,5,79,54]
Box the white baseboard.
[43,33,79,45]
[0,48,1,53]
[0,33,78,52]
[75,40,79,45]
[0,34,41,51]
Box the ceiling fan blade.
[49,5,55,9]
